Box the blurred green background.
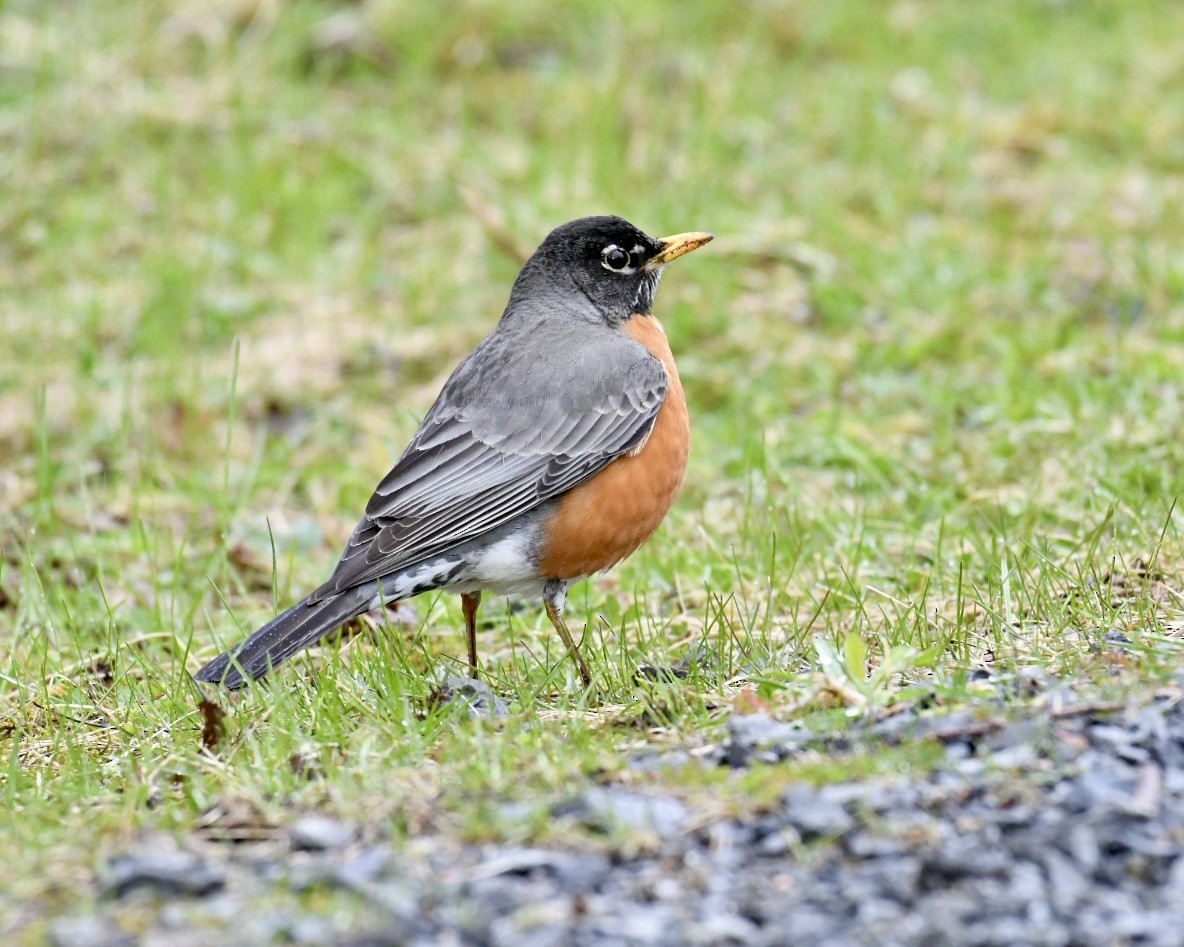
[4,0,1184,703]
[2,0,1184,925]
[4,0,1184,694]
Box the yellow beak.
[644,231,714,272]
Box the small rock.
[987,742,1039,770]
[1089,724,1150,764]
[102,850,224,899]
[1102,630,1132,648]
[468,848,610,892]
[584,904,679,944]
[860,857,923,903]
[685,913,761,945]
[781,784,855,839]
[50,916,134,947]
[1044,849,1090,913]
[725,714,814,766]
[855,896,906,925]
[844,831,909,859]
[628,750,694,774]
[558,787,688,839]
[335,846,392,888]
[290,815,355,851]
[770,907,844,943]
[920,836,1013,883]
[437,677,510,720]
[755,830,790,857]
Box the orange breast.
[537,314,690,580]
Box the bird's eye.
[601,246,631,271]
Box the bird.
[194,215,712,690]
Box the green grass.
[3,0,1184,934]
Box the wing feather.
[313,328,668,599]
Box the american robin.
[195,216,712,689]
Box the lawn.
[2,0,1184,938]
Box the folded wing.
[313,331,668,599]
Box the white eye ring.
[601,245,633,272]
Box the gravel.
[54,683,1184,946]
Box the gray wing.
[312,327,667,600]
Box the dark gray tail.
[194,592,369,690]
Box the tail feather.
[194,592,368,690]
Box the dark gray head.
[503,216,712,326]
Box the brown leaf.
[198,697,226,752]
[732,689,772,716]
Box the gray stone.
[467,847,610,893]
[559,787,688,839]
[628,750,694,774]
[290,815,355,851]
[50,917,135,947]
[860,856,923,903]
[585,904,678,944]
[755,829,790,857]
[725,714,815,766]
[335,846,393,888]
[102,850,225,899]
[780,784,854,839]
[437,677,510,720]
[770,907,844,944]
[684,913,762,945]
[845,831,909,859]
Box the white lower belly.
[462,531,545,597]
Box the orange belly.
[537,314,689,580]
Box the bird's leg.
[461,591,482,679]
[543,579,592,687]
